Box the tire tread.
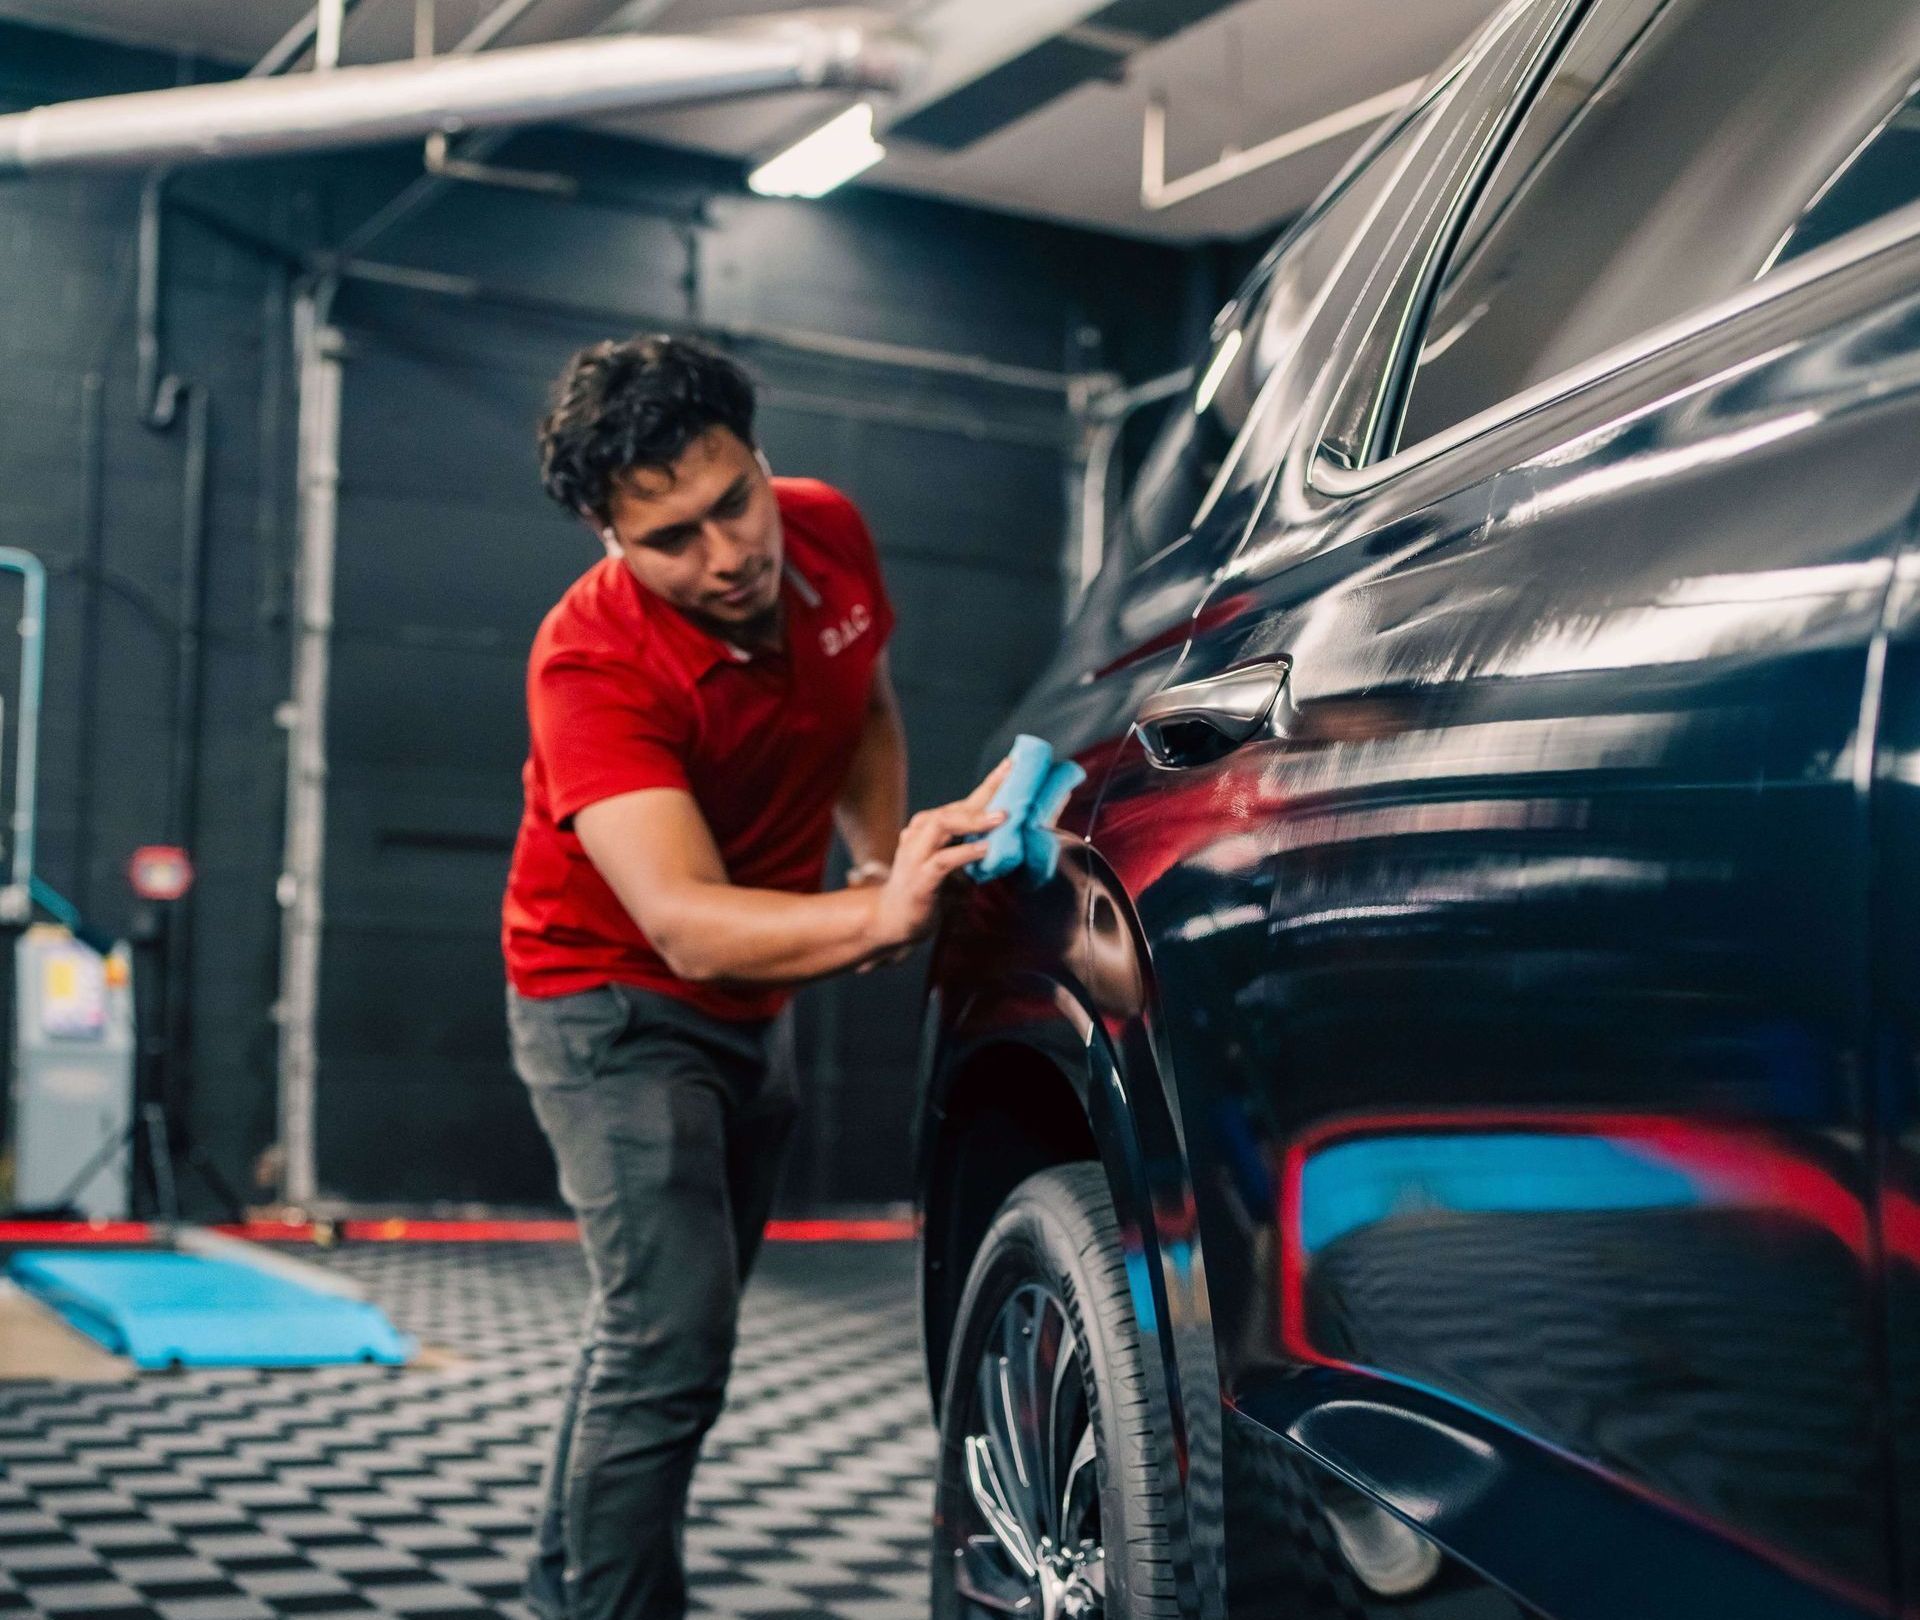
[933,1162,1185,1620]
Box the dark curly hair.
[537,335,758,522]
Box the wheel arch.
[918,1011,1100,1403]
[915,970,1192,1437]
[916,971,1227,1620]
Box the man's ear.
[586,512,619,560]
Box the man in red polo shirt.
[502,336,1007,1620]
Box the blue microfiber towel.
[1023,755,1087,883]
[969,735,1086,885]
[971,736,1052,881]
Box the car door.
[926,58,1507,1620]
[1088,2,1920,1617]
[1874,549,1920,1620]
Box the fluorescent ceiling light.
[748,102,885,198]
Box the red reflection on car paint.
[1087,593,1258,684]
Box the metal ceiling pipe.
[0,24,916,176]
[248,0,369,79]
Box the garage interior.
[0,3,1498,1619]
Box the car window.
[1117,95,1429,572]
[1767,78,1920,272]
[1119,272,1275,573]
[1383,0,1920,461]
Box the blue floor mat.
[8,1250,415,1368]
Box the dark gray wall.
[0,20,1215,1211]
[0,25,296,1211]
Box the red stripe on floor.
[0,1216,913,1245]
[335,1219,581,1243]
[764,1218,914,1242]
[0,1221,156,1244]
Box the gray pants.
[507,983,796,1620]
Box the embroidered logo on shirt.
[821,603,873,658]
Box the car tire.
[932,1162,1183,1620]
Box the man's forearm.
[633,880,887,988]
[577,788,904,988]
[576,768,1008,994]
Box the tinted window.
[1120,272,1275,571]
[1388,0,1920,457]
[1119,96,1425,569]
[1770,79,1920,270]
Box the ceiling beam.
[880,0,1109,131]
[881,0,1241,153]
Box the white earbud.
[754,448,773,477]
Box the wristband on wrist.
[847,859,891,886]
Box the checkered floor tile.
[0,1241,935,1620]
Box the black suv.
[915,2,1920,1618]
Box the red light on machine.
[128,845,195,902]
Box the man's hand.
[572,756,1013,989]
[864,758,1013,956]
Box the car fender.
[918,840,1229,1620]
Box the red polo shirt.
[502,477,894,1021]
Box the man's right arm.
[573,762,1009,989]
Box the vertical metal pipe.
[0,549,49,898]
[137,175,184,430]
[257,267,290,628]
[277,281,343,1209]
[74,373,106,913]
[249,0,368,79]
[161,386,211,1197]
[168,388,211,854]
[1071,369,1192,600]
[315,0,346,71]
[1075,412,1123,600]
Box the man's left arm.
[835,652,908,884]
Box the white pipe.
[276,284,343,1211]
[315,0,346,71]
[1142,79,1424,212]
[1073,370,1191,596]
[0,548,46,894]
[249,0,370,79]
[0,26,914,176]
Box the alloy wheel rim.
[950,1283,1105,1620]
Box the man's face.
[602,426,782,633]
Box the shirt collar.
[614,556,821,679]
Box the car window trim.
[1241,47,1479,298]
[1113,51,1490,584]
[1310,190,1920,499]
[1315,0,1592,471]
[1755,70,1920,280]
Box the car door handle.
[1136,657,1291,768]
